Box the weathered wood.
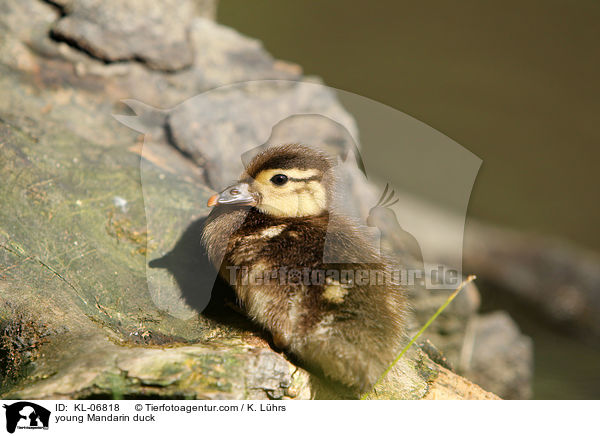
[0,0,499,400]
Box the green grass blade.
[361,275,477,400]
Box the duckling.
[201,144,407,393]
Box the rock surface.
[461,311,533,399]
[0,0,511,399]
[50,0,213,71]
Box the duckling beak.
[207,182,258,207]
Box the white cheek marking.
[306,180,326,210]
[253,169,327,217]
[296,181,326,216]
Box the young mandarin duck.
[201,144,407,393]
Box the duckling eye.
[270,174,288,186]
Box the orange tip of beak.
[207,194,219,207]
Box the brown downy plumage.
[201,144,407,393]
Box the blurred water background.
[219,0,600,399]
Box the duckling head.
[207,144,335,218]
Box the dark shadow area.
[148,213,359,398]
[148,215,253,330]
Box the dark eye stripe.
[288,175,322,182]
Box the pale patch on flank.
[313,314,334,337]
[323,283,348,304]
[287,286,305,325]
[260,225,286,238]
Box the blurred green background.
[219,0,600,399]
[219,0,600,253]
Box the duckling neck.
[243,207,329,227]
